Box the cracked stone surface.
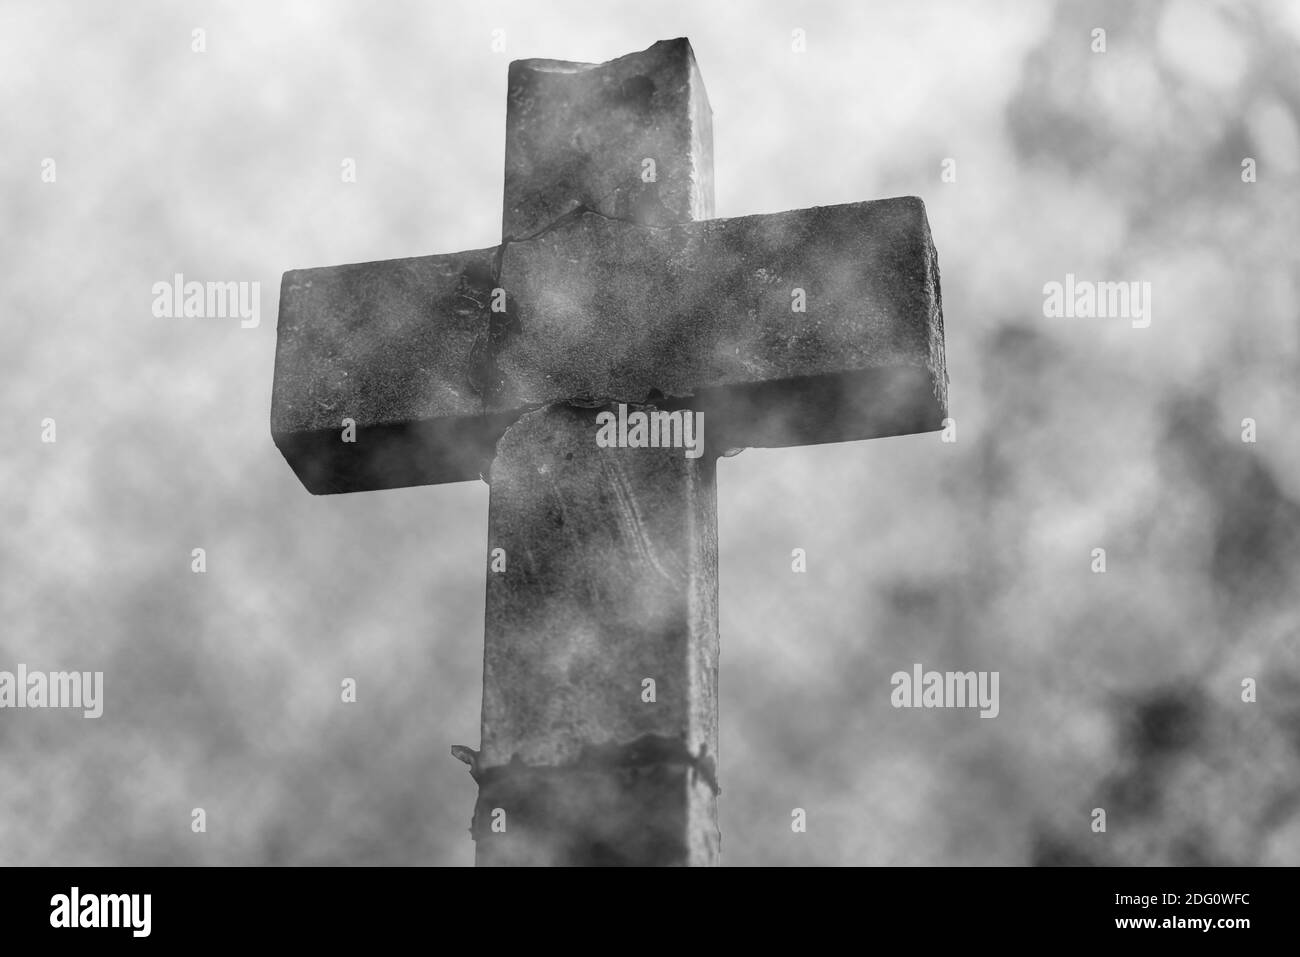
[503,37,713,237]
[482,405,719,769]
[271,198,945,493]
[495,198,946,423]
[479,404,719,865]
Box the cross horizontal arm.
[272,197,946,493]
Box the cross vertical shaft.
[474,39,720,866]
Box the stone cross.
[271,38,947,866]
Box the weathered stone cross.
[271,38,947,866]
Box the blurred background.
[2,0,1297,865]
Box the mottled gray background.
[3,0,1298,866]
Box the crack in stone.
[453,734,718,792]
[454,733,720,861]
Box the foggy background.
[3,0,1298,866]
